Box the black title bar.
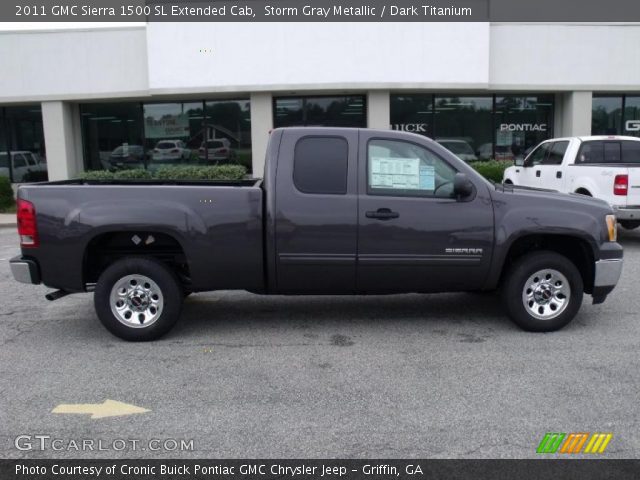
[3,0,640,22]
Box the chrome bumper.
[9,256,40,285]
[613,206,640,221]
[594,258,623,288]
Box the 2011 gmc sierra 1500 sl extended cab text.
[10,128,624,341]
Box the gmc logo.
[626,120,640,132]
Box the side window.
[621,141,640,164]
[603,142,622,163]
[544,141,569,165]
[576,141,604,164]
[13,153,27,168]
[525,143,550,166]
[293,136,348,195]
[367,139,457,198]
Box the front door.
[356,133,495,293]
[537,140,569,191]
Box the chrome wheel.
[522,269,571,320]
[109,274,164,328]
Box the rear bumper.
[613,206,640,221]
[9,256,40,285]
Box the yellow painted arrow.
[52,400,150,419]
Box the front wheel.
[94,257,183,341]
[620,220,640,231]
[502,251,583,332]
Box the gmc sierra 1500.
[10,128,623,340]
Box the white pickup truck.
[503,136,640,230]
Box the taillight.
[219,148,228,154]
[17,198,39,248]
[170,149,179,153]
[614,174,628,196]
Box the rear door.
[622,140,640,207]
[356,132,494,293]
[274,129,358,293]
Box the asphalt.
[0,226,639,459]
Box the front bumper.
[613,206,640,221]
[9,256,40,285]
[591,243,623,304]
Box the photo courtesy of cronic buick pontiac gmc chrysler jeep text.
[10,128,623,341]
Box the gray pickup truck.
[10,128,623,341]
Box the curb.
[0,224,16,230]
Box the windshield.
[206,141,224,148]
[156,142,176,149]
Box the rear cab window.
[293,136,348,195]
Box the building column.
[367,90,390,129]
[250,92,273,177]
[41,101,83,181]
[555,91,593,137]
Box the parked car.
[436,139,478,162]
[10,128,623,340]
[503,136,640,230]
[198,139,237,164]
[150,140,190,163]
[477,143,514,162]
[0,151,47,182]
[109,144,146,169]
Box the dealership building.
[1,21,639,182]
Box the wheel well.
[575,188,592,196]
[501,234,595,294]
[83,231,191,289]
[504,179,513,185]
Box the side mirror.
[514,157,525,167]
[453,173,474,199]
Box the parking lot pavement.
[0,226,639,460]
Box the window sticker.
[370,157,420,190]
[419,165,435,190]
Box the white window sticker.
[419,165,435,190]
[370,157,420,190]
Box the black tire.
[620,220,640,231]
[94,257,183,341]
[501,251,583,332]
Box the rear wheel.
[94,257,183,341]
[620,220,640,230]
[502,251,583,332]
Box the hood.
[499,183,613,213]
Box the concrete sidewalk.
[0,213,16,228]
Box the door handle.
[556,171,562,179]
[536,170,541,177]
[366,208,400,220]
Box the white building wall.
[0,27,149,103]
[489,24,640,90]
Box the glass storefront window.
[592,96,624,136]
[434,96,492,162]
[390,94,433,137]
[273,95,366,129]
[494,95,554,162]
[81,99,252,173]
[623,96,640,137]
[204,99,252,172]
[390,94,554,162]
[0,106,48,183]
[81,103,144,171]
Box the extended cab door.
[356,131,494,293]
[274,129,358,293]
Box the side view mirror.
[514,157,525,167]
[453,173,474,199]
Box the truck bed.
[18,180,265,293]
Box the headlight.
[606,215,617,242]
